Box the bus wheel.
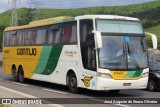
[69,73,78,93]
[147,80,156,91]
[12,68,19,82]
[18,67,25,83]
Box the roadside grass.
[145,24,160,41]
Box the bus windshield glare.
[96,19,148,70]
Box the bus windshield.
[96,19,143,34]
[98,35,148,70]
[96,20,148,70]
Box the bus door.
[79,19,97,89]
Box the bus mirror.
[92,31,102,49]
[145,32,157,49]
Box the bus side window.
[17,31,24,45]
[4,32,10,46]
[61,24,72,44]
[70,24,77,43]
[54,28,61,44]
[25,30,36,45]
[30,31,36,45]
[36,29,47,45]
[10,31,17,46]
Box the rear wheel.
[147,80,156,91]
[12,68,19,82]
[68,73,78,93]
[18,67,25,83]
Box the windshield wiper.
[126,42,140,69]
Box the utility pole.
[30,0,44,20]
[9,0,21,26]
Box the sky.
[0,0,154,13]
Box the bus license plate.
[123,83,131,86]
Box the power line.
[30,0,44,20]
[8,0,21,26]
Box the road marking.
[11,82,29,87]
[90,98,104,103]
[90,98,131,107]
[0,79,2,81]
[0,86,65,107]
[43,88,67,95]
[114,104,131,107]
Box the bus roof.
[4,15,140,32]
[4,16,75,31]
[75,15,140,21]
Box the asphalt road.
[0,67,160,107]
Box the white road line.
[0,86,65,107]
[0,79,2,80]
[11,82,29,87]
[114,104,131,107]
[90,98,104,103]
[43,88,67,95]
[90,98,131,107]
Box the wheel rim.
[70,77,76,89]
[148,81,154,91]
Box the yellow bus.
[3,15,149,93]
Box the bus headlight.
[97,72,112,79]
[141,72,149,78]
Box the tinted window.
[36,29,47,45]
[4,32,10,46]
[25,30,36,45]
[61,22,77,44]
[48,25,61,44]
[70,24,77,43]
[17,31,25,45]
[61,24,72,44]
[10,31,17,46]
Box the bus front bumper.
[96,77,148,90]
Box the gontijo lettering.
[17,48,37,56]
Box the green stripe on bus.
[132,70,143,77]
[33,46,52,74]
[63,17,75,22]
[41,45,63,75]
[124,70,143,78]
[53,17,75,24]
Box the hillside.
[0,0,160,49]
[145,25,160,40]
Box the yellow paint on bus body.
[3,46,43,78]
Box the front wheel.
[68,73,78,93]
[147,80,156,91]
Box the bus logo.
[17,48,37,56]
[81,76,93,87]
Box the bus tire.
[12,67,19,82]
[147,80,156,91]
[18,67,25,83]
[68,73,78,93]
